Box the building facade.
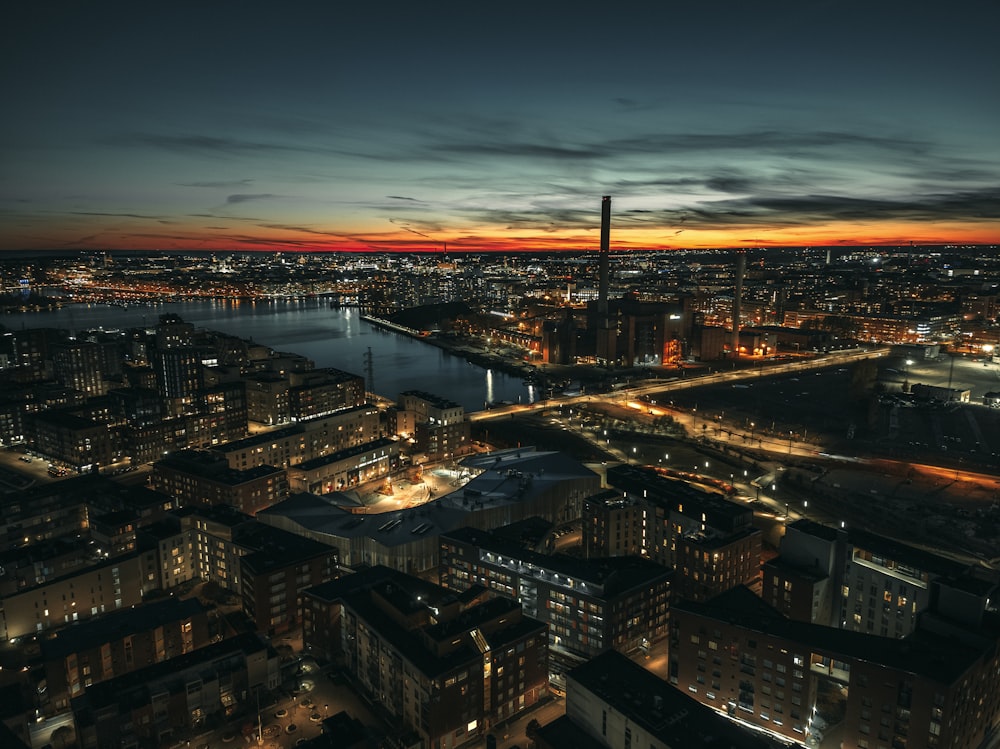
[439,526,671,686]
[71,633,280,749]
[305,566,548,749]
[151,449,288,516]
[670,586,1000,749]
[40,597,211,711]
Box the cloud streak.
[225,194,280,205]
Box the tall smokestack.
[596,196,615,365]
[732,250,746,358]
[599,196,611,314]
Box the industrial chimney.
[732,250,746,358]
[596,196,616,365]
[599,195,611,316]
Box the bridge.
[468,347,888,422]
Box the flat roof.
[607,464,751,524]
[237,523,339,575]
[156,450,284,485]
[260,448,600,549]
[674,586,987,685]
[568,650,772,749]
[400,390,462,409]
[212,424,304,453]
[442,526,672,597]
[787,517,841,542]
[308,566,543,680]
[34,410,101,430]
[848,526,968,578]
[72,632,275,712]
[292,437,397,471]
[763,555,829,583]
[174,503,252,527]
[41,598,206,660]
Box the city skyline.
[2,1,999,253]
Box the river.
[5,298,539,412]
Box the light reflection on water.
[9,299,535,412]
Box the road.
[469,348,888,422]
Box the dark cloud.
[387,195,424,202]
[108,133,301,156]
[430,141,606,160]
[225,194,279,205]
[188,212,266,222]
[68,210,166,219]
[448,187,1000,235]
[606,131,929,157]
[389,218,434,239]
[259,223,355,239]
[178,179,255,188]
[105,131,407,163]
[675,188,1000,228]
[420,129,930,166]
[704,175,756,194]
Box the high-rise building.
[52,340,106,397]
[153,347,202,400]
[593,465,762,602]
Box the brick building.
[151,449,288,515]
[439,525,671,687]
[670,586,1000,748]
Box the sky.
[2,0,999,253]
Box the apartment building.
[670,586,1000,748]
[439,525,671,686]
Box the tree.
[51,725,75,749]
[526,718,541,740]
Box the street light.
[788,430,793,454]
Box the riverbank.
[361,314,540,380]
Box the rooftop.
[342,575,544,680]
[292,437,397,471]
[156,449,284,485]
[442,525,672,597]
[568,650,773,749]
[40,597,206,660]
[236,522,339,575]
[72,632,275,714]
[674,586,988,685]
[400,389,462,410]
[259,448,600,549]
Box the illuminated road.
[469,348,888,422]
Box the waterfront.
[6,298,538,412]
